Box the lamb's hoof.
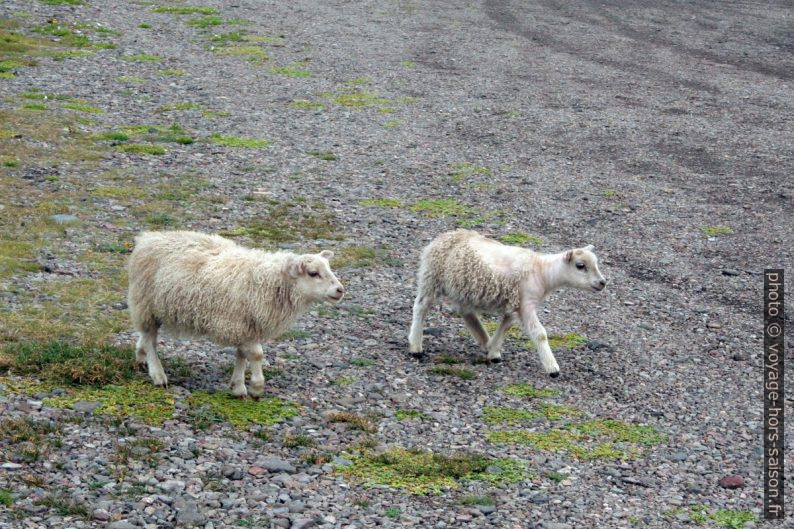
[231,386,248,399]
[248,386,265,399]
[489,357,502,364]
[151,374,168,387]
[548,371,560,378]
[410,351,426,360]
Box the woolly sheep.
[408,229,606,377]
[128,231,344,397]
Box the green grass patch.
[62,102,103,114]
[283,434,316,448]
[400,60,416,68]
[359,198,401,208]
[1,342,137,386]
[394,409,426,421]
[209,133,269,148]
[410,198,471,218]
[687,505,756,529]
[308,149,337,160]
[327,91,391,108]
[188,391,297,428]
[116,143,167,155]
[483,404,581,425]
[121,54,161,62]
[157,68,187,76]
[331,375,355,387]
[339,448,527,494]
[220,201,341,243]
[333,245,383,268]
[139,23,152,29]
[0,489,12,507]
[33,495,89,518]
[432,354,463,364]
[450,162,490,181]
[428,366,476,380]
[268,65,311,77]
[186,16,223,28]
[2,157,19,168]
[499,232,543,246]
[278,329,310,341]
[548,332,588,349]
[92,185,146,200]
[350,358,374,367]
[326,411,377,433]
[546,471,567,482]
[288,100,324,110]
[501,383,559,398]
[44,380,175,425]
[700,225,733,236]
[152,6,220,15]
[460,495,495,506]
[21,102,48,111]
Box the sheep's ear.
[319,250,334,260]
[564,250,573,263]
[288,258,305,278]
[583,244,595,252]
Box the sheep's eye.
[576,262,586,271]
[308,271,320,278]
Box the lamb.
[127,230,345,397]
[407,229,606,377]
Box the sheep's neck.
[525,253,568,302]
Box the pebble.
[291,518,316,529]
[718,475,745,489]
[531,494,550,504]
[73,401,102,413]
[257,457,297,474]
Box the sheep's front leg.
[138,329,167,387]
[408,291,434,354]
[244,343,265,398]
[520,302,560,377]
[230,347,248,398]
[462,312,489,350]
[485,314,514,362]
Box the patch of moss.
[283,434,316,448]
[432,354,463,364]
[394,409,426,421]
[32,21,118,49]
[157,68,187,76]
[209,133,269,148]
[359,198,401,208]
[268,65,311,77]
[499,232,543,246]
[188,391,297,428]
[568,419,668,446]
[333,245,384,268]
[62,102,103,114]
[220,202,340,243]
[289,100,324,110]
[326,91,391,109]
[548,332,588,350]
[307,149,337,160]
[326,411,377,433]
[121,54,161,62]
[0,489,12,507]
[116,143,166,155]
[0,240,39,278]
[428,366,476,380]
[483,406,540,425]
[350,357,374,367]
[383,119,401,128]
[339,448,527,494]
[186,16,223,28]
[214,45,268,61]
[44,380,175,425]
[701,225,733,236]
[331,375,355,387]
[410,198,471,218]
[155,102,205,113]
[151,6,219,15]
[21,102,48,111]
[450,162,490,181]
[400,60,416,68]
[501,383,559,398]
[685,506,756,529]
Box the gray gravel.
[1,0,792,528]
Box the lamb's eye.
[308,271,320,278]
[576,262,587,271]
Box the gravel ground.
[0,1,792,528]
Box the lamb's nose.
[599,279,606,287]
[336,286,345,295]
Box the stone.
[257,457,296,474]
[531,493,550,504]
[248,466,266,476]
[73,400,102,413]
[291,518,315,529]
[718,475,745,489]
[107,522,137,529]
[92,508,111,521]
[176,501,205,526]
[478,505,497,515]
[1,463,22,470]
[159,479,186,492]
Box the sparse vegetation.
[499,232,543,246]
[701,225,733,236]
[428,366,476,380]
[209,133,270,148]
[326,411,377,433]
[188,391,298,428]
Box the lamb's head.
[563,245,606,292]
[289,250,345,303]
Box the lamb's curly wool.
[128,231,306,345]
[416,229,531,313]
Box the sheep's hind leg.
[244,343,266,398]
[408,291,434,355]
[485,314,514,363]
[139,329,167,387]
[230,347,248,398]
[461,312,490,351]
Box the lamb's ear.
[564,250,573,263]
[583,244,595,252]
[319,250,334,260]
[288,257,305,278]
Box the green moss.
[209,133,269,148]
[450,162,490,181]
[139,23,152,29]
[151,6,219,15]
[0,240,38,278]
[350,358,374,367]
[47,50,93,60]
[34,495,89,518]
[499,232,543,246]
[32,21,117,49]
[548,332,588,349]
[277,329,310,341]
[410,198,471,218]
[394,409,426,421]
[116,144,167,155]
[21,102,48,111]
[288,100,324,110]
[339,448,527,495]
[400,60,416,68]
[383,119,401,128]
[188,391,297,428]
[121,54,161,62]
[328,91,391,109]
[283,434,316,448]
[220,202,340,243]
[214,45,268,61]
[701,225,733,236]
[483,406,540,425]
[0,489,12,507]
[157,68,187,76]
[326,411,377,432]
[202,109,229,119]
[384,507,400,519]
[2,157,20,167]
[501,383,559,398]
[186,16,223,28]
[91,186,146,199]
[333,245,382,268]
[568,419,668,445]
[546,471,567,482]
[308,149,337,160]
[2,342,137,386]
[62,103,103,114]
[359,198,401,208]
[44,380,175,425]
[331,375,355,387]
[432,354,463,364]
[428,366,476,380]
[268,65,311,77]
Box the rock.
[222,465,243,480]
[424,327,443,337]
[478,505,497,515]
[1,463,22,470]
[92,508,111,521]
[621,476,653,487]
[331,456,352,467]
[721,269,740,276]
[718,475,745,489]
[248,466,266,476]
[531,493,550,504]
[107,522,137,529]
[732,353,749,361]
[586,340,612,352]
[485,465,503,474]
[176,501,205,526]
[73,401,102,413]
[159,479,186,492]
[291,518,315,529]
[670,452,688,462]
[257,457,296,474]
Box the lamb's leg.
[408,290,434,354]
[520,303,560,377]
[139,329,167,387]
[230,347,248,398]
[485,314,514,362]
[244,343,265,398]
[461,312,489,350]
[134,333,147,367]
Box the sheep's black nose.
[336,287,344,295]
[599,279,606,287]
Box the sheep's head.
[563,245,606,292]
[289,250,345,303]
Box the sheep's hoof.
[548,371,560,378]
[231,386,248,398]
[410,351,426,360]
[248,386,265,399]
[488,357,502,364]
